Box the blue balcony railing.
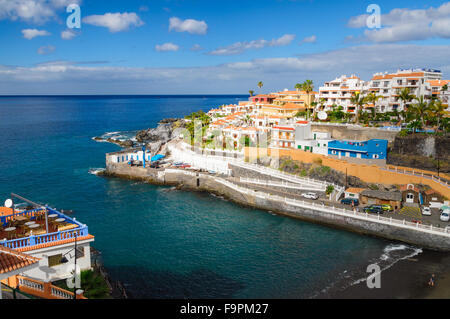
[0,207,89,250]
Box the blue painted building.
[327,139,388,160]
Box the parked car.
[440,210,450,222]
[381,204,393,212]
[301,192,319,200]
[364,205,384,214]
[341,198,359,206]
[421,206,432,216]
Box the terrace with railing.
[0,207,89,251]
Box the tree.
[365,92,382,120]
[326,185,335,196]
[295,83,302,91]
[428,99,446,132]
[301,80,314,120]
[409,95,429,128]
[442,84,448,92]
[350,92,366,124]
[398,88,415,117]
[257,81,264,91]
[249,90,254,96]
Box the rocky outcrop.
[94,118,186,154]
[135,119,186,154]
[387,134,450,173]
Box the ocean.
[0,95,424,298]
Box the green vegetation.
[184,110,211,145]
[326,185,335,196]
[54,270,111,299]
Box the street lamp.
[60,232,81,300]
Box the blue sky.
[0,0,450,94]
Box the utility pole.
[73,232,78,300]
[345,168,348,189]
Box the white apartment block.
[366,68,443,113]
[318,75,365,114]
[318,69,447,115]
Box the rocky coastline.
[93,117,186,154]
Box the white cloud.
[37,45,55,55]
[169,17,207,35]
[83,12,144,33]
[21,28,50,39]
[155,42,179,52]
[348,2,450,42]
[61,29,77,40]
[2,44,450,94]
[0,0,81,23]
[209,34,296,56]
[301,35,317,44]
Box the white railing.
[51,287,73,299]
[232,161,340,190]
[382,166,450,189]
[18,277,44,292]
[240,177,325,192]
[212,176,450,239]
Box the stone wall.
[311,124,399,142]
[387,134,450,173]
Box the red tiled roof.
[0,245,40,274]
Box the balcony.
[0,207,89,251]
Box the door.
[406,193,414,203]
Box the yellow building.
[260,103,307,117]
[258,90,317,117]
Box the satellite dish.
[318,111,328,120]
[4,199,13,208]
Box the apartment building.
[366,68,443,113]
[318,75,365,114]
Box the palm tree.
[409,96,429,128]
[365,92,382,121]
[257,81,264,92]
[398,88,415,117]
[249,90,254,97]
[319,98,326,111]
[350,92,366,124]
[294,83,302,91]
[301,80,314,119]
[429,99,446,132]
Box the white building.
[318,75,366,114]
[294,121,332,155]
[366,68,443,113]
[0,201,94,299]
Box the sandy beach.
[324,249,450,299]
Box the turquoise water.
[0,96,417,298]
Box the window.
[48,254,63,267]
[332,150,337,155]
[373,154,380,159]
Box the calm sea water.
[0,96,421,298]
